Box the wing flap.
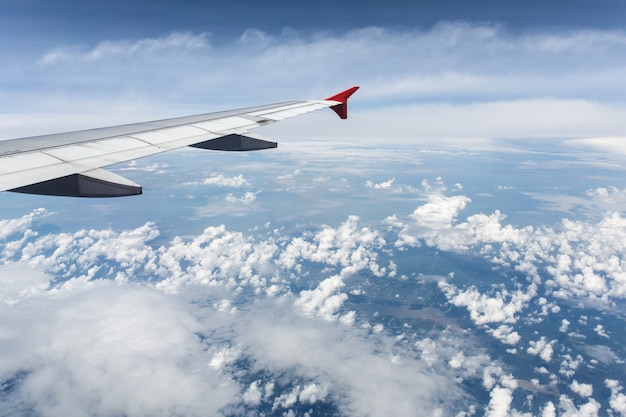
[0,152,62,174]
[10,168,141,197]
[192,116,260,132]
[130,126,214,146]
[190,133,277,151]
[0,157,88,191]
[42,138,146,161]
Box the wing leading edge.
[0,86,359,197]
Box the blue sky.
[4,0,626,42]
[2,0,626,148]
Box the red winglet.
[325,86,359,119]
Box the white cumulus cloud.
[202,173,250,188]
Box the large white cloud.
[0,281,239,417]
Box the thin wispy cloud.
[2,24,626,143]
[30,24,626,102]
[40,32,210,64]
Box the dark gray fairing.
[10,173,142,197]
[190,134,277,151]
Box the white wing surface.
[0,87,358,197]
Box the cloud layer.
[2,24,626,142]
[2,167,626,416]
[0,209,462,417]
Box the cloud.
[582,345,620,365]
[120,160,169,173]
[392,193,526,253]
[390,188,626,307]
[202,174,250,188]
[224,191,257,204]
[487,325,521,345]
[566,137,626,157]
[0,261,50,305]
[593,324,609,338]
[480,368,518,417]
[484,386,513,417]
[527,337,557,362]
[285,215,387,322]
[365,177,395,189]
[235,305,458,417]
[606,379,626,416]
[2,152,626,417]
[0,211,467,417]
[354,100,626,140]
[0,281,239,417]
[277,215,385,274]
[242,381,263,405]
[0,208,49,242]
[439,281,536,327]
[570,380,593,398]
[41,32,209,64]
[522,184,626,217]
[1,178,626,417]
[557,395,601,417]
[295,274,352,322]
[2,24,626,143]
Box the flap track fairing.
[190,133,277,151]
[10,169,142,197]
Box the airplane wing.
[0,86,358,197]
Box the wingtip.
[325,86,360,102]
[326,86,360,119]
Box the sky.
[1,0,626,149]
[5,0,626,44]
[2,1,626,417]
